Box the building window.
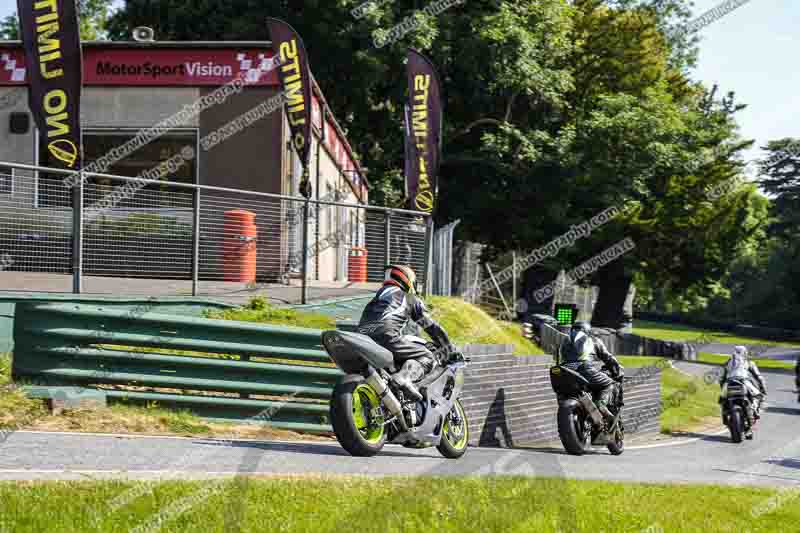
[0,166,12,195]
[37,129,198,208]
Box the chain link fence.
[0,162,433,305]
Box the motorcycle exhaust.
[365,367,410,433]
[578,393,606,426]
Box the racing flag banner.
[267,18,313,198]
[17,0,83,174]
[405,49,442,214]
[403,102,413,199]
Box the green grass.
[0,477,797,532]
[696,352,796,370]
[427,296,544,355]
[0,353,48,433]
[633,320,800,348]
[204,296,336,329]
[615,356,667,368]
[616,356,721,433]
[659,367,721,434]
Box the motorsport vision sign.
[405,49,442,214]
[17,0,83,171]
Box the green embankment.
[427,296,544,355]
[616,356,720,434]
[633,320,798,370]
[204,296,336,329]
[208,296,544,355]
[696,352,795,370]
[0,477,796,533]
[633,320,800,348]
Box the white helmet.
[733,345,749,359]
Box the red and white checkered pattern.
[0,53,26,83]
[236,52,280,84]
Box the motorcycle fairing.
[389,362,466,447]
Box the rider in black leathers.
[559,321,624,424]
[357,265,457,399]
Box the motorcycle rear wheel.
[557,402,590,456]
[330,377,387,456]
[437,399,469,459]
[729,405,744,444]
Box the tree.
[0,14,19,40]
[0,0,112,41]
[108,0,760,328]
[758,138,800,233]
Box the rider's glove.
[440,343,457,356]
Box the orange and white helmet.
[384,264,417,294]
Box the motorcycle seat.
[322,330,395,371]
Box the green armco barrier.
[12,302,341,433]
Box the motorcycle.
[720,378,756,443]
[795,358,799,403]
[321,330,470,458]
[549,364,625,456]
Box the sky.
[0,0,796,169]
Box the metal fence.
[430,219,460,296]
[0,161,433,305]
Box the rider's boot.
[598,403,615,429]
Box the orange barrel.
[222,209,257,282]
[348,246,368,282]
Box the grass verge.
[659,366,721,434]
[633,320,800,348]
[0,477,796,532]
[697,352,796,370]
[616,356,721,434]
[203,296,336,329]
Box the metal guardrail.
[12,302,343,432]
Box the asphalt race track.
[1,365,798,487]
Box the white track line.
[626,428,729,450]
[11,427,729,454]
[12,430,334,446]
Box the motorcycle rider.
[357,264,458,400]
[795,353,799,403]
[719,346,767,435]
[558,320,624,425]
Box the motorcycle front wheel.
[557,401,591,456]
[330,377,387,456]
[607,423,625,456]
[437,399,469,459]
[729,405,744,444]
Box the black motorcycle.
[795,357,799,403]
[720,378,755,443]
[322,330,469,458]
[549,364,625,455]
